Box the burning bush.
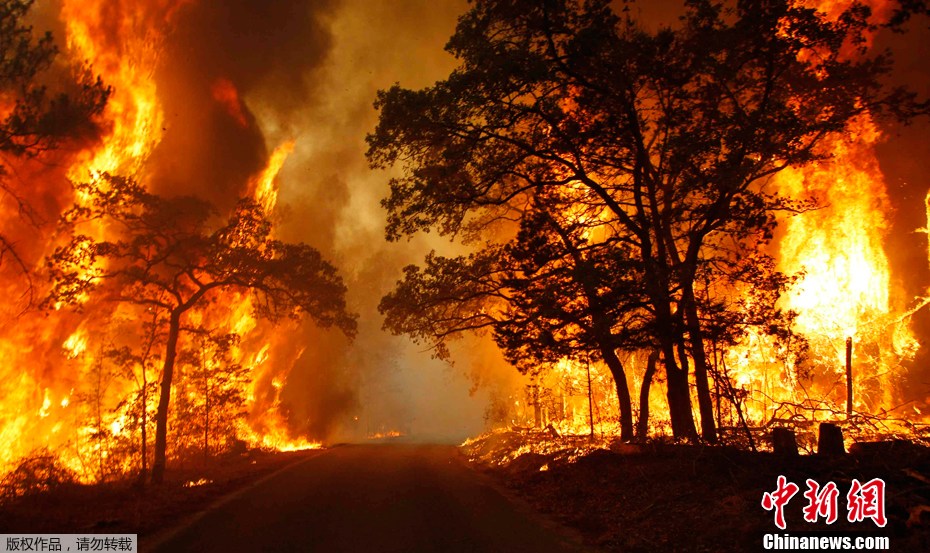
[0,449,77,502]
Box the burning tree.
[369,0,926,442]
[175,329,250,461]
[380,205,651,441]
[46,174,357,483]
[0,0,109,279]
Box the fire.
[714,0,920,432]
[63,331,88,359]
[482,0,927,447]
[59,0,180,179]
[0,0,324,485]
[775,115,913,386]
[251,140,295,214]
[211,78,249,128]
[183,477,212,488]
[720,114,917,427]
[0,0,924,488]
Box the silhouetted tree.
[46,174,356,483]
[369,0,925,441]
[176,328,249,460]
[0,0,108,279]
[496,207,651,440]
[380,200,650,440]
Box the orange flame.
[0,0,320,483]
[211,78,249,128]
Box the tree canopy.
[47,174,357,482]
[369,0,926,442]
[1,0,109,276]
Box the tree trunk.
[585,361,595,438]
[636,350,658,440]
[152,309,182,484]
[531,384,541,429]
[202,340,210,461]
[600,346,634,441]
[680,284,718,443]
[663,342,698,440]
[652,289,698,440]
[139,369,147,487]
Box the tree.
[369,0,925,441]
[176,328,249,460]
[495,204,652,440]
[46,174,357,483]
[380,200,651,440]
[1,0,109,279]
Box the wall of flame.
[1,0,929,480]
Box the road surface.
[148,444,584,553]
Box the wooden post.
[845,337,853,417]
[532,384,541,429]
[818,422,846,456]
[585,361,595,438]
[772,428,799,457]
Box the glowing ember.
[183,477,212,488]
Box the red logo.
[762,476,886,529]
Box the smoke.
[121,0,508,443]
[145,1,340,207]
[268,0,506,443]
[873,19,930,400]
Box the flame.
[251,140,295,213]
[0,1,322,484]
[58,0,183,179]
[183,477,212,487]
[716,1,922,434]
[484,0,925,446]
[211,78,249,128]
[63,330,88,359]
[0,0,921,485]
[724,115,907,419]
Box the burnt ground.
[463,431,930,552]
[0,449,320,537]
[2,436,929,552]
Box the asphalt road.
[147,444,584,553]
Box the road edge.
[139,449,324,553]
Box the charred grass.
[463,431,930,552]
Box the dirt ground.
[0,449,319,537]
[3,435,929,552]
[462,431,930,552]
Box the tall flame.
[0,0,321,482]
[719,0,920,430]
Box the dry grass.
[464,429,930,552]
